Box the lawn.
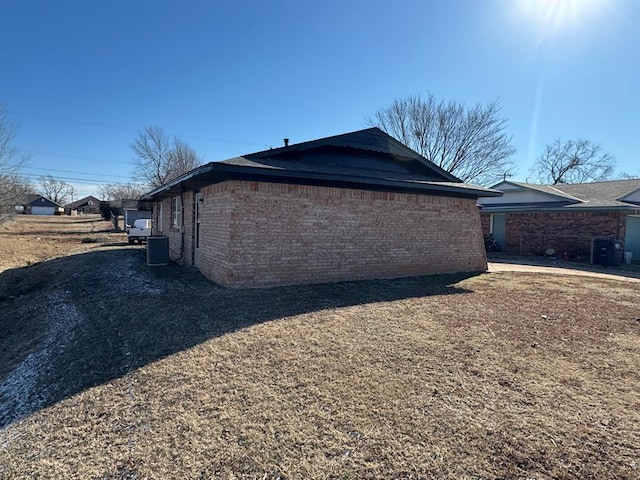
[0,216,639,479]
[0,214,121,273]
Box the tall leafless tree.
[97,182,147,200]
[131,126,202,188]
[533,138,615,184]
[0,103,30,223]
[168,137,201,180]
[366,94,516,186]
[38,175,74,204]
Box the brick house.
[64,195,101,215]
[478,180,640,262]
[142,127,500,288]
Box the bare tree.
[618,171,640,180]
[0,175,30,223]
[168,138,201,180]
[533,138,615,184]
[366,94,516,186]
[0,104,30,223]
[131,126,202,188]
[38,175,74,204]
[98,182,147,200]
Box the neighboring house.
[478,179,640,262]
[64,195,101,215]
[142,127,500,288]
[22,194,64,215]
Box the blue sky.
[1,0,638,198]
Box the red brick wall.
[480,211,626,257]
[162,181,486,288]
[195,183,235,284]
[480,214,490,236]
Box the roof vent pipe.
[283,138,289,147]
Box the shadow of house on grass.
[0,248,477,429]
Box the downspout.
[180,184,185,262]
[618,212,623,243]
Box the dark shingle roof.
[64,195,101,209]
[144,128,500,200]
[24,194,62,207]
[24,194,43,204]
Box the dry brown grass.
[0,218,639,479]
[0,214,122,273]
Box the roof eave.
[212,163,498,197]
[479,204,640,213]
[143,162,500,200]
[141,163,217,200]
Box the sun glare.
[521,0,607,34]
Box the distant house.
[478,179,640,262]
[22,194,64,215]
[64,195,101,215]
[142,127,500,288]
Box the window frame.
[171,196,181,230]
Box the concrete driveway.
[488,259,640,283]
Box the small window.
[171,197,181,229]
[88,200,93,206]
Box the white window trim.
[171,196,181,229]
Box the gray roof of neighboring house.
[481,179,640,212]
[24,194,42,204]
[143,127,501,200]
[121,199,152,210]
[64,195,101,209]
[24,194,63,207]
[553,179,640,207]
[504,181,583,202]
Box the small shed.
[102,199,152,231]
[122,199,152,227]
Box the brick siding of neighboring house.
[480,214,490,236]
[480,211,627,258]
[155,180,487,288]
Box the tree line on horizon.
[0,96,636,224]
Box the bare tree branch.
[534,138,615,184]
[0,103,30,223]
[366,94,516,185]
[98,182,147,201]
[38,175,74,204]
[131,126,203,188]
[168,138,201,178]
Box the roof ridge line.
[547,184,584,202]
